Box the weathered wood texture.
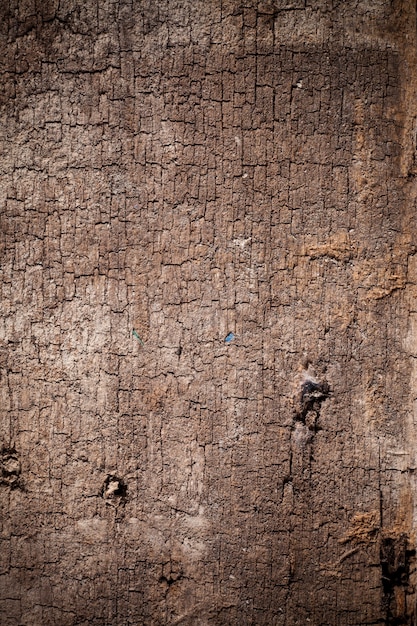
[1,1,417,624]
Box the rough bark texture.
[1,1,417,624]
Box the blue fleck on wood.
[132,329,145,346]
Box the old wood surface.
[1,1,417,624]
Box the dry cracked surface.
[1,1,417,624]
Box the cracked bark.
[1,1,417,624]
